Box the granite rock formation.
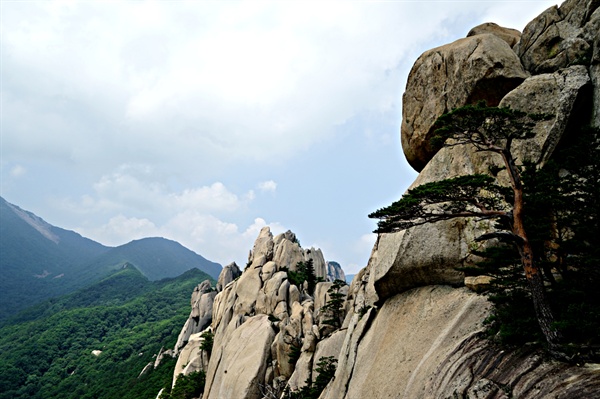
[161,1,600,397]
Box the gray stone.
[273,238,304,271]
[467,22,521,47]
[174,282,217,352]
[304,247,327,280]
[517,0,599,74]
[499,65,591,166]
[216,262,241,292]
[172,329,211,387]
[203,315,275,399]
[286,350,314,391]
[326,261,346,282]
[248,227,274,267]
[464,275,494,293]
[402,33,528,171]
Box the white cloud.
[170,183,242,212]
[67,165,286,264]
[10,165,27,178]
[258,180,277,193]
[4,0,551,177]
[2,0,559,277]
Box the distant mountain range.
[0,196,221,321]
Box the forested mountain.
[86,237,222,282]
[0,197,110,320]
[0,266,215,399]
[0,197,221,321]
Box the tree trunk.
[503,148,562,349]
[527,267,562,348]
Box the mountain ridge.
[0,196,221,321]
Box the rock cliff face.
[167,227,349,398]
[165,0,600,397]
[323,0,600,397]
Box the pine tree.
[370,103,562,350]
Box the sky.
[1,0,559,275]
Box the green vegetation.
[159,371,206,399]
[282,259,322,296]
[475,125,600,358]
[285,356,337,399]
[0,199,222,322]
[199,330,214,358]
[0,197,110,320]
[321,279,347,330]
[288,341,302,365]
[370,103,600,359]
[0,267,215,399]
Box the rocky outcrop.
[499,64,591,165]
[185,227,347,398]
[467,22,521,47]
[401,32,528,171]
[515,0,600,127]
[172,329,210,387]
[325,1,600,397]
[325,261,346,282]
[173,279,216,353]
[322,286,600,398]
[161,1,600,398]
[384,2,595,305]
[516,0,599,74]
[204,315,275,399]
[216,262,241,292]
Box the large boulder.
[172,329,211,387]
[325,261,346,282]
[216,262,241,292]
[467,22,521,47]
[515,0,600,127]
[272,236,304,271]
[401,32,528,171]
[174,280,216,352]
[248,227,274,267]
[373,65,592,304]
[203,315,276,399]
[368,219,486,303]
[516,0,599,74]
[499,65,592,165]
[304,248,327,280]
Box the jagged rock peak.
[326,261,346,282]
[248,226,275,267]
[216,262,241,292]
[173,279,216,353]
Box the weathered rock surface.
[172,329,210,387]
[516,0,599,74]
[378,66,591,304]
[173,280,216,353]
[325,261,346,282]
[322,286,600,399]
[216,262,241,292]
[401,32,528,171]
[467,22,521,47]
[190,228,347,398]
[515,0,600,127]
[464,275,493,293]
[204,315,275,399]
[499,64,592,166]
